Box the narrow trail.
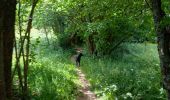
[76,68,97,100]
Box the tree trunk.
[151,0,170,99]
[0,0,16,99]
[87,35,96,55]
[44,27,50,45]
[0,27,6,100]
[0,1,6,99]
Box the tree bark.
[151,0,170,99]
[0,1,6,99]
[0,25,6,100]
[0,0,16,99]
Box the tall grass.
[27,46,79,100]
[13,35,166,100]
[81,43,166,100]
[13,32,80,100]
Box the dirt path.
[76,68,97,100]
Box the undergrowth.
[81,43,166,100]
[13,39,166,100]
[28,46,79,100]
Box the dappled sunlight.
[27,49,80,100]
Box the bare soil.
[76,68,97,100]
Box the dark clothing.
[75,53,83,67]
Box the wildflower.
[126,92,133,98]
[159,88,164,94]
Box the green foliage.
[160,16,170,28]
[57,33,72,49]
[33,0,154,54]
[28,46,79,100]
[14,36,166,99]
[81,43,166,99]
[93,18,134,54]
[14,0,170,99]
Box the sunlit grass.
[81,43,166,100]
[13,39,167,100]
[27,47,79,100]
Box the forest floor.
[76,68,97,100]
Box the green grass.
[80,43,166,100]
[13,38,167,100]
[28,46,79,100]
[13,32,80,100]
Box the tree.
[12,0,39,99]
[150,0,170,99]
[34,0,151,55]
[0,0,17,99]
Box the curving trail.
[76,68,97,100]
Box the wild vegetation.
[1,0,170,100]
[27,45,79,100]
[81,43,164,99]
